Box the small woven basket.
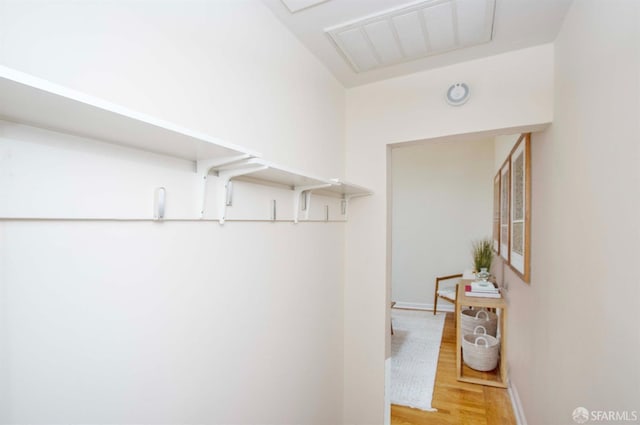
[461,308,498,337]
[462,327,500,371]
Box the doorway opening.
[385,126,541,424]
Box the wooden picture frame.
[499,159,510,261]
[492,172,500,253]
[508,134,531,282]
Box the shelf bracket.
[215,163,268,224]
[292,184,332,224]
[196,154,253,219]
[341,193,371,219]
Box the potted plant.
[472,238,494,280]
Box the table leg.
[455,289,461,380]
[499,307,507,385]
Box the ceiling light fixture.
[445,83,470,106]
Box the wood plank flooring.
[391,312,516,425]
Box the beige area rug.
[390,309,446,411]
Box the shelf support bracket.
[341,193,371,219]
[293,184,331,224]
[215,164,268,224]
[196,154,254,220]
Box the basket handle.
[474,336,489,347]
[473,325,487,335]
[475,310,489,320]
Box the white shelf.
[209,163,372,198]
[203,158,335,223]
[0,66,373,224]
[320,179,373,198]
[212,158,332,189]
[203,160,373,223]
[0,65,258,161]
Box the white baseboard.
[508,379,528,425]
[392,301,455,313]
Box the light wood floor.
[391,312,516,425]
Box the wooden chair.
[390,301,396,335]
[433,273,463,317]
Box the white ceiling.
[262,0,573,87]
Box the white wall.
[492,1,640,423]
[391,138,494,309]
[344,44,553,424]
[0,0,344,178]
[0,220,344,424]
[0,1,347,424]
[494,134,520,173]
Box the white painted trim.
[384,357,391,425]
[392,301,455,313]
[508,379,528,425]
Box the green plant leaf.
[472,238,494,272]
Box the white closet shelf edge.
[211,158,332,190]
[317,179,373,198]
[0,65,375,215]
[0,65,259,161]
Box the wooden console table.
[455,281,508,388]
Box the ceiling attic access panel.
[326,0,496,73]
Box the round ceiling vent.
[446,83,470,106]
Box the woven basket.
[461,309,498,337]
[462,329,500,372]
